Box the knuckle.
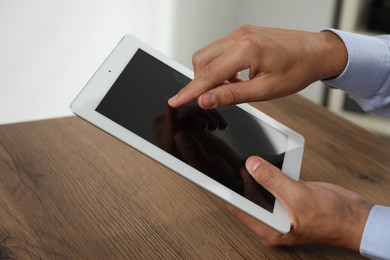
[232,34,261,60]
[254,163,278,187]
[198,64,213,79]
[221,85,240,105]
[192,50,203,67]
[238,35,258,51]
[235,24,255,36]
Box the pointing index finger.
[168,45,248,108]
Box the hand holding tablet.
[71,34,304,234]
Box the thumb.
[245,156,296,200]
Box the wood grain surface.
[0,95,389,259]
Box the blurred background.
[0,0,389,136]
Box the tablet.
[70,34,304,234]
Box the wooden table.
[1,95,390,259]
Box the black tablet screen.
[96,49,288,212]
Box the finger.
[245,156,298,205]
[168,43,250,108]
[227,72,244,83]
[197,76,278,109]
[198,81,254,108]
[240,168,275,211]
[192,27,247,76]
[192,35,236,76]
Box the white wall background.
[0,0,337,125]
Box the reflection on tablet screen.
[96,49,288,213]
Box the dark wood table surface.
[1,95,389,259]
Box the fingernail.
[201,93,217,109]
[246,157,262,172]
[168,94,178,106]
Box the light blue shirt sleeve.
[322,29,390,259]
[322,29,390,118]
[360,205,390,260]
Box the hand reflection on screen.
[152,104,274,211]
[153,104,242,192]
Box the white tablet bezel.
[71,34,304,234]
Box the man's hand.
[168,25,347,109]
[227,156,372,252]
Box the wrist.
[335,200,372,252]
[306,31,348,81]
